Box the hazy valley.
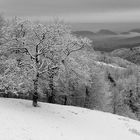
[73,29,140,52]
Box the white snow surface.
[0,98,140,140]
[95,61,125,69]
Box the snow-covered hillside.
[0,98,140,140]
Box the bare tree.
[0,17,91,106]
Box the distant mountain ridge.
[130,29,140,33]
[73,29,117,37]
[95,29,117,35]
[73,28,140,52]
[73,31,95,37]
[73,28,140,37]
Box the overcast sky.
[1,0,140,23]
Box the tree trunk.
[33,73,39,107]
[112,88,117,114]
[112,102,116,114]
[64,95,68,105]
[84,86,90,108]
[32,45,39,107]
[62,60,69,95]
[48,71,55,103]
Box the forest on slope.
[111,47,140,65]
[0,15,140,121]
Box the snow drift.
[0,98,140,140]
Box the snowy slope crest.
[0,98,140,140]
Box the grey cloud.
[1,0,140,23]
[1,0,140,16]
